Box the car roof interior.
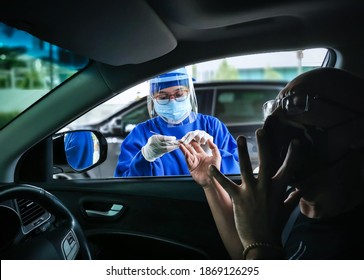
[1,0,363,70]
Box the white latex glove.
[141,134,180,162]
[181,130,214,155]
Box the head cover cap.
[149,67,190,94]
[147,67,198,125]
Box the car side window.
[215,89,279,124]
[119,102,150,135]
[54,49,328,179]
[195,88,214,115]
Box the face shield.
[147,67,198,125]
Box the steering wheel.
[0,184,92,260]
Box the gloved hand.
[181,130,214,155]
[141,134,180,162]
[181,130,213,145]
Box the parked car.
[1,0,363,264]
[67,81,286,178]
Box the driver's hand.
[207,129,304,250]
[180,139,221,188]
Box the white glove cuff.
[141,146,157,162]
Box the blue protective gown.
[114,114,240,177]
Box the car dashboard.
[0,197,53,253]
[0,188,80,259]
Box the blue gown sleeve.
[205,116,240,174]
[114,123,167,177]
[114,125,147,176]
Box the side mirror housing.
[53,130,108,174]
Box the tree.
[263,66,282,80]
[192,64,197,80]
[214,59,239,80]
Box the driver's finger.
[190,140,205,153]
[181,142,198,156]
[236,136,254,185]
[179,143,190,156]
[208,164,240,197]
[207,139,219,157]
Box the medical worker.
[114,67,240,177]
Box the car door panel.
[42,178,231,260]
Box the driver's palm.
[180,139,221,187]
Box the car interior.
[1,0,364,260]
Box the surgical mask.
[154,98,192,124]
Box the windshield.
[0,22,88,129]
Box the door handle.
[85,203,124,218]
